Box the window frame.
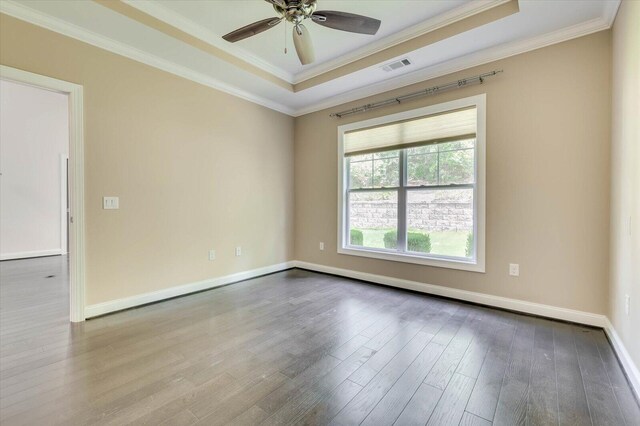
[337,94,486,273]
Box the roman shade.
[343,107,477,156]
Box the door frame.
[1,65,86,322]
[60,154,68,256]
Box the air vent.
[381,58,412,72]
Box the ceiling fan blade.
[222,17,282,43]
[311,11,381,35]
[292,24,315,65]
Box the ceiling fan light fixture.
[223,0,381,65]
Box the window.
[338,94,485,272]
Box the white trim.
[336,95,486,273]
[293,15,615,117]
[293,260,639,399]
[60,154,68,255]
[117,0,622,91]
[121,0,513,85]
[0,0,295,116]
[293,261,607,327]
[0,65,86,323]
[82,257,638,400]
[0,0,619,117]
[83,258,598,324]
[0,249,63,261]
[603,318,640,401]
[294,0,513,83]
[85,261,296,318]
[120,0,294,83]
[335,248,484,273]
[602,0,622,27]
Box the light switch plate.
[103,196,119,209]
[235,247,242,257]
[208,250,216,261]
[319,242,325,251]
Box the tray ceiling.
[0,0,620,116]
[153,0,470,78]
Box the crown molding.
[1,0,619,118]
[294,0,512,84]
[291,14,613,117]
[116,0,515,90]
[120,0,513,87]
[120,0,295,84]
[0,0,295,116]
[602,0,622,26]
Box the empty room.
[0,0,638,425]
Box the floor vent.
[382,58,412,72]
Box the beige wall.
[610,0,640,368]
[295,32,611,315]
[0,13,618,321]
[0,15,295,305]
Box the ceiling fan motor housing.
[223,0,380,65]
[273,0,317,25]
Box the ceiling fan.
[222,0,381,65]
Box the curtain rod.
[330,70,503,118]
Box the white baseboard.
[293,261,607,327]
[0,249,64,261]
[82,258,638,400]
[603,318,640,401]
[84,261,295,318]
[294,260,640,400]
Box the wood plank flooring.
[1,256,639,425]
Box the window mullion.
[345,158,353,246]
[436,147,440,186]
[397,149,408,253]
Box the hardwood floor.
[1,256,639,425]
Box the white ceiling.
[154,0,469,78]
[0,0,620,116]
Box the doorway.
[0,65,85,322]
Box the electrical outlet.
[319,242,325,251]
[103,196,119,210]
[625,294,630,316]
[509,263,519,277]
[235,246,242,257]
[208,250,216,261]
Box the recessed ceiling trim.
[294,0,513,84]
[0,2,295,115]
[0,0,620,118]
[93,0,294,91]
[292,0,519,92]
[94,0,518,94]
[120,0,294,83]
[601,0,622,26]
[293,15,614,117]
